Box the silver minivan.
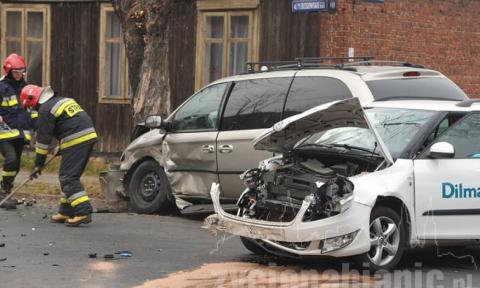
[102,61,468,213]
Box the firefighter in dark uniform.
[21,85,97,226]
[0,53,32,209]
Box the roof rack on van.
[344,60,426,68]
[456,99,480,107]
[246,56,373,73]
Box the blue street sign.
[292,0,328,13]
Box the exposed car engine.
[237,152,381,222]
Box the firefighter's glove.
[29,166,42,180]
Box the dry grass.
[19,178,103,199]
[11,151,110,176]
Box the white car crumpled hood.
[253,97,394,164]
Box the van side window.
[220,78,291,131]
[283,77,353,119]
[171,83,227,131]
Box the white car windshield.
[298,108,437,159]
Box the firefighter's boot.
[50,202,73,223]
[0,180,16,209]
[65,201,93,227]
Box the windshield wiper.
[383,122,419,127]
[296,143,335,149]
[330,143,380,155]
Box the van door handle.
[218,145,234,153]
[201,145,215,153]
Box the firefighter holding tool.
[20,84,97,227]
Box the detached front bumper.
[206,183,371,257]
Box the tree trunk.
[113,0,177,124]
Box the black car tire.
[128,160,171,214]
[240,236,270,255]
[354,206,406,272]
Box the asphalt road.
[1,206,480,288]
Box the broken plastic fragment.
[103,254,114,259]
[119,252,132,258]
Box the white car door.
[414,112,480,239]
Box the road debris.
[0,258,6,262]
[0,243,5,247]
[43,252,49,256]
[88,253,97,259]
[114,250,133,258]
[103,254,114,259]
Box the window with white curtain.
[195,1,259,90]
[99,4,130,104]
[1,4,50,86]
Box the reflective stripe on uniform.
[69,191,90,207]
[36,142,50,150]
[36,142,50,155]
[35,147,48,155]
[50,98,79,118]
[31,111,38,119]
[24,130,32,141]
[68,191,87,203]
[60,132,97,150]
[61,128,95,144]
[60,197,68,204]
[49,98,70,116]
[0,129,20,139]
[1,95,18,107]
[2,170,16,177]
[71,196,90,207]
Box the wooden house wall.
[50,2,131,154]
[259,0,320,61]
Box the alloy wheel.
[368,216,400,267]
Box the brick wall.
[319,0,480,97]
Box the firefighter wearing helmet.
[21,85,97,226]
[0,53,33,209]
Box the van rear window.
[366,78,468,101]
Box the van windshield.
[366,78,468,101]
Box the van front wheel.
[128,160,171,214]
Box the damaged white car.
[206,97,480,271]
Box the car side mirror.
[145,115,163,129]
[429,142,455,159]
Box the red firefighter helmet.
[3,53,26,76]
[20,85,43,109]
